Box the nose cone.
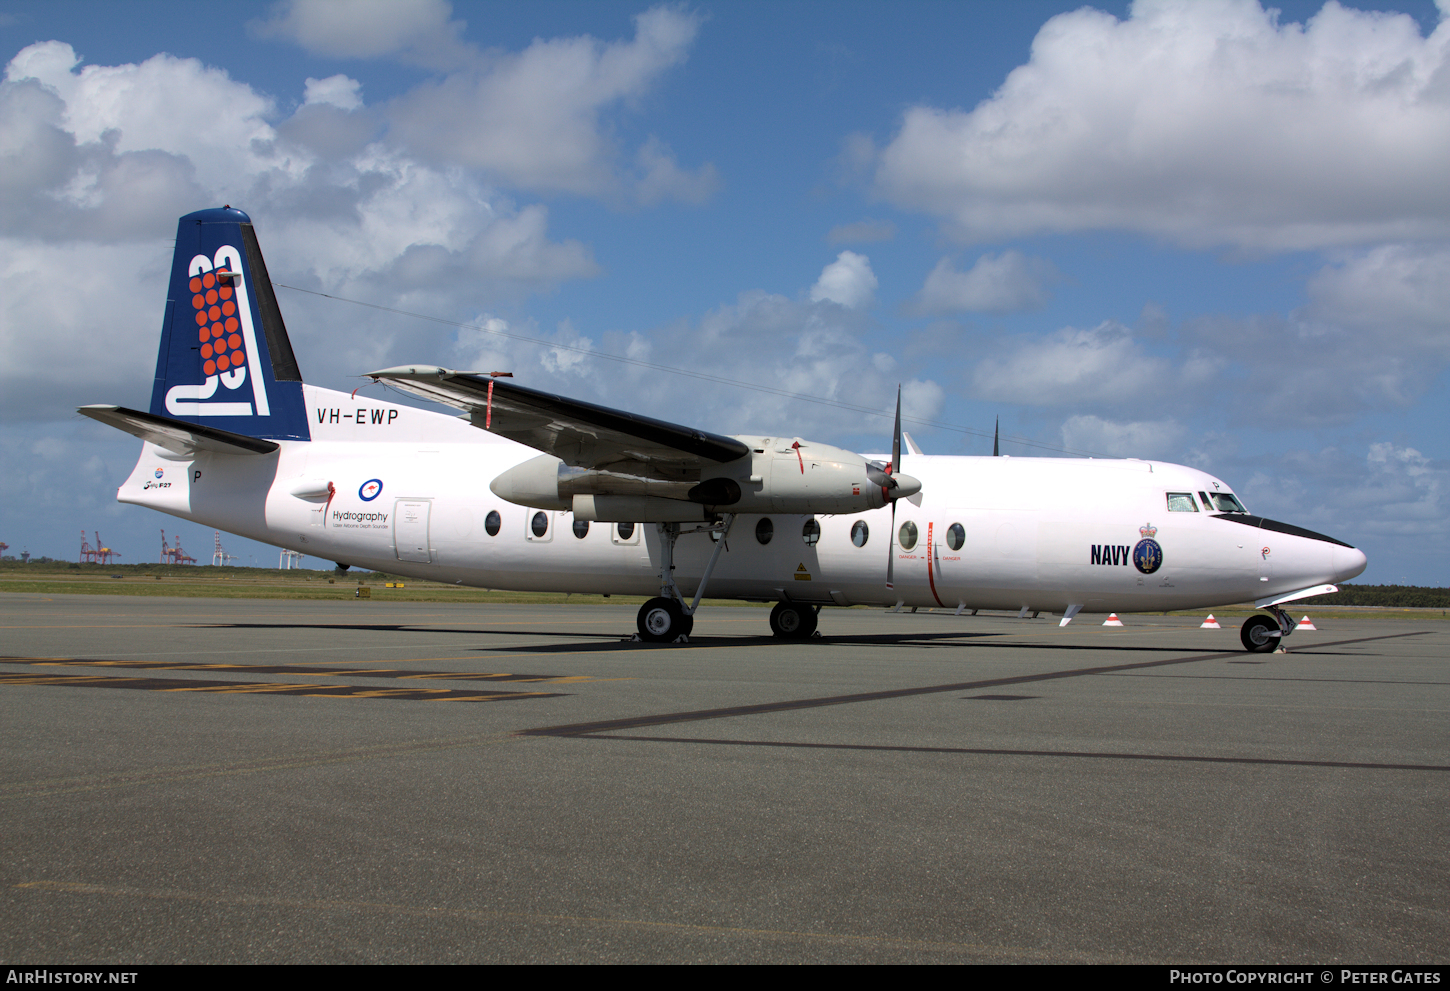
[1333,544,1368,583]
[892,473,922,501]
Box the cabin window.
[531,512,549,538]
[946,522,965,550]
[1207,492,1248,513]
[756,518,774,545]
[1166,493,1198,512]
[851,520,869,547]
[898,521,918,551]
[572,519,590,539]
[802,519,821,546]
[616,522,635,541]
[485,510,501,536]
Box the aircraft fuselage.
[118,384,1366,616]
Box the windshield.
[1208,492,1247,513]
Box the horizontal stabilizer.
[78,405,280,457]
[367,366,749,473]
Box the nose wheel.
[1241,607,1293,653]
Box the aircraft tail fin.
[149,207,310,441]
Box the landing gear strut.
[1240,606,1294,653]
[634,515,734,643]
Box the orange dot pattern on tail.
[189,271,242,377]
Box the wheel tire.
[769,602,817,639]
[1240,615,1278,653]
[638,597,686,643]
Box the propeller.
[867,387,921,591]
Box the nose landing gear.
[1240,606,1294,653]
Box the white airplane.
[81,208,1366,652]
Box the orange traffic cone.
[1297,615,1317,630]
[1200,615,1221,629]
[1103,613,1124,626]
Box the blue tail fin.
[149,207,310,441]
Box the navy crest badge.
[1133,523,1163,574]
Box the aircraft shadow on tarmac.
[180,621,1288,656]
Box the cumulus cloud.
[303,74,363,111]
[971,321,1173,406]
[913,250,1057,314]
[633,136,720,206]
[871,0,1450,250]
[961,233,1450,433]
[451,275,940,446]
[251,0,474,69]
[1060,414,1186,459]
[810,250,877,308]
[384,5,714,202]
[1305,242,1450,347]
[0,41,598,420]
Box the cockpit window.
[1166,492,1198,512]
[1208,492,1247,513]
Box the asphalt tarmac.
[2,594,1446,964]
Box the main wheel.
[1240,615,1278,653]
[638,597,688,643]
[769,602,818,639]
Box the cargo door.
[395,500,432,563]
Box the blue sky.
[1,0,1447,584]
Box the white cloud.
[251,0,474,69]
[913,250,1056,314]
[971,321,1170,406]
[451,277,940,446]
[1060,414,1186,458]
[633,136,719,206]
[384,6,712,201]
[871,0,1450,250]
[303,74,363,111]
[7,42,282,199]
[1358,442,1446,533]
[1305,243,1450,349]
[810,250,877,309]
[0,41,600,420]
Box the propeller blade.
[891,386,902,476]
[886,498,896,590]
[886,385,903,590]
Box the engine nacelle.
[487,436,921,520]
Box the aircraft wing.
[78,405,280,457]
[367,366,750,475]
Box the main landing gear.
[1240,606,1294,653]
[768,601,818,639]
[634,516,734,644]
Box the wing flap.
[368,366,750,473]
[78,405,280,457]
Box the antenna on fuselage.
[993,417,1000,457]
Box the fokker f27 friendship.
[82,208,1367,651]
